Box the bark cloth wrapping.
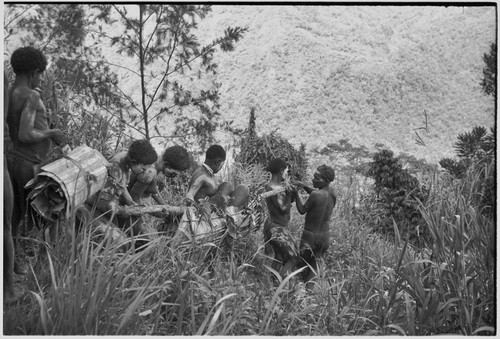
[171,187,286,252]
[25,145,110,224]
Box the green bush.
[365,149,429,246]
[235,108,308,181]
[439,126,496,218]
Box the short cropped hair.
[206,144,226,161]
[128,140,158,165]
[11,47,48,75]
[268,158,288,174]
[163,145,190,171]
[317,164,335,182]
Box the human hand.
[50,129,65,145]
[286,184,298,197]
[292,180,305,189]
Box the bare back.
[7,85,51,159]
[303,186,336,234]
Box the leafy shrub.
[439,157,467,178]
[235,108,308,181]
[365,149,429,246]
[439,126,496,217]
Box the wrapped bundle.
[171,205,256,251]
[26,145,110,223]
[171,188,281,252]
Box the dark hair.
[128,139,158,165]
[317,164,335,182]
[268,158,288,174]
[206,144,226,161]
[11,47,48,75]
[163,145,190,171]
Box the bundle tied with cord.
[171,186,285,253]
[25,145,110,225]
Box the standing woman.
[6,47,65,274]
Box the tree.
[5,4,247,153]
[93,4,247,150]
[480,42,496,97]
[366,149,428,247]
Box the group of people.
[264,158,336,283]
[3,46,337,304]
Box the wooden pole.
[258,187,286,199]
[114,204,185,217]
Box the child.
[294,164,337,283]
[208,181,234,211]
[263,158,298,276]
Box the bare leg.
[8,157,33,275]
[4,157,20,303]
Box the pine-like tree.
[94,4,247,150]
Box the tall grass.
[3,161,495,335]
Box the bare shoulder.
[16,86,39,102]
[12,86,39,110]
[308,189,323,202]
[329,186,337,198]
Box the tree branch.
[4,4,35,29]
[143,6,163,55]
[145,31,234,115]
[147,102,178,124]
[145,29,178,113]
[112,4,140,36]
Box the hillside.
[195,5,496,163]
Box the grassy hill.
[195,5,496,163]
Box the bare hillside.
[196,5,496,163]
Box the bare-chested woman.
[6,47,65,275]
[294,165,337,282]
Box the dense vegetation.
[3,4,496,336]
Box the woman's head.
[11,47,47,89]
[11,47,48,75]
[127,139,158,174]
[162,145,190,177]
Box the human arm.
[120,188,137,206]
[129,166,157,202]
[293,180,315,194]
[152,193,166,205]
[18,92,64,144]
[295,190,316,215]
[185,175,206,202]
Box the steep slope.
[196,5,496,163]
